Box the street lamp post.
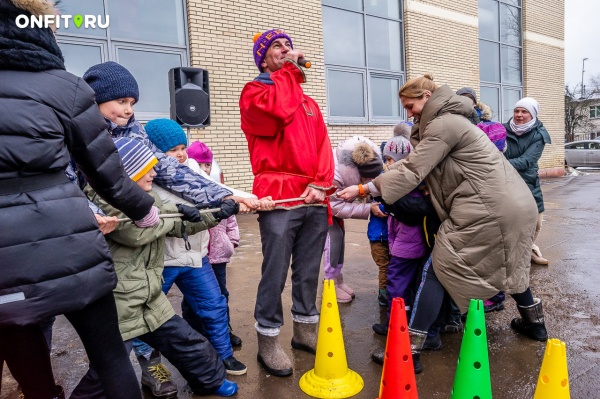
[581,57,589,98]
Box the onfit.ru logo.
[16,14,109,29]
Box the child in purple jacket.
[372,134,426,332]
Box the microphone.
[298,58,312,69]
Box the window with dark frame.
[590,105,600,119]
[322,0,405,124]
[55,0,189,121]
[478,0,523,123]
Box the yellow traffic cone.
[299,279,364,398]
[534,338,570,399]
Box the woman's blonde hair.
[399,74,438,99]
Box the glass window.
[107,0,185,45]
[590,106,600,119]
[480,86,500,120]
[323,7,365,67]
[479,0,499,41]
[58,43,104,78]
[500,4,521,46]
[479,41,500,83]
[55,0,188,119]
[501,45,522,85]
[366,17,402,71]
[479,0,522,122]
[323,0,362,11]
[117,49,184,114]
[365,0,400,19]
[56,0,106,37]
[328,70,365,118]
[322,1,405,123]
[502,88,522,122]
[371,76,401,118]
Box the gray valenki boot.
[137,350,178,398]
[291,321,317,355]
[257,332,293,377]
[409,328,428,374]
[510,298,548,342]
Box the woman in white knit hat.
[503,97,552,265]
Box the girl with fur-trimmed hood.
[325,136,383,302]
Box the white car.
[564,140,600,167]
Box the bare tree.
[565,75,600,142]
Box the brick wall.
[185,0,564,191]
[522,0,565,169]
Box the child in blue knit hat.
[78,137,239,398]
[134,118,249,378]
[82,62,258,213]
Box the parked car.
[564,140,600,167]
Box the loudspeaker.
[168,67,210,127]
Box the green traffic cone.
[450,299,492,399]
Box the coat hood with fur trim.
[334,136,382,189]
[9,0,59,17]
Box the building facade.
[55,0,565,191]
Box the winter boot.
[291,321,318,354]
[336,273,355,298]
[213,380,238,397]
[531,246,549,265]
[422,331,442,351]
[372,322,388,336]
[409,328,428,374]
[138,350,178,398]
[335,283,353,303]
[510,298,548,342]
[229,323,242,347]
[378,288,388,307]
[257,332,293,377]
[371,347,385,365]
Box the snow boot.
[409,328,428,374]
[291,321,317,355]
[510,298,548,342]
[336,273,355,298]
[257,332,293,377]
[378,288,388,307]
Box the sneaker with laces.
[138,351,178,398]
[223,356,247,375]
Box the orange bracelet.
[358,184,365,196]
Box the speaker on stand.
[168,67,211,128]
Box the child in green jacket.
[72,137,239,397]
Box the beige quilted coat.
[374,85,537,312]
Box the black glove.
[176,204,203,223]
[213,199,239,221]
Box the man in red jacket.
[239,29,335,377]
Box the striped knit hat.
[113,137,158,182]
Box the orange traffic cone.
[377,298,418,399]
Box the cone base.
[299,368,364,398]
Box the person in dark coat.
[504,97,552,265]
[0,1,157,397]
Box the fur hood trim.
[351,143,375,166]
[10,0,58,17]
[477,101,493,121]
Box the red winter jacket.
[239,61,335,209]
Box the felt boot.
[256,332,293,377]
[291,321,317,355]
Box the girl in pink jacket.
[326,136,384,303]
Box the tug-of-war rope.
[116,195,340,223]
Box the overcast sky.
[565,0,600,88]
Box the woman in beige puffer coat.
[339,75,548,373]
